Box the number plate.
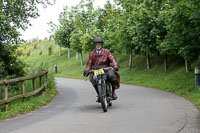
[94,68,104,76]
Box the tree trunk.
[59,45,61,56]
[147,53,150,70]
[164,54,167,72]
[129,49,133,69]
[80,52,83,66]
[185,59,191,72]
[76,52,78,60]
[68,48,70,58]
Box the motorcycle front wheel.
[97,84,108,112]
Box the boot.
[112,89,118,100]
[96,96,100,103]
[112,92,117,100]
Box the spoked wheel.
[98,85,108,112]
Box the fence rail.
[0,70,48,111]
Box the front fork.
[97,78,106,97]
[97,78,112,99]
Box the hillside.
[20,40,200,110]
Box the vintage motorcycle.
[85,66,114,112]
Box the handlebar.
[84,66,115,77]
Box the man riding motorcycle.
[83,36,120,102]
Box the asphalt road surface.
[0,78,199,133]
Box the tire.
[106,82,112,107]
[108,101,112,107]
[97,84,108,112]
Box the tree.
[70,0,96,65]
[49,6,75,58]
[133,1,162,69]
[117,0,161,69]
[48,21,62,56]
[0,0,54,79]
[100,1,122,53]
[50,0,200,72]
[116,0,139,69]
[162,0,200,72]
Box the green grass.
[21,40,200,110]
[0,85,57,121]
[0,51,57,121]
[22,40,86,79]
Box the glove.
[83,68,89,77]
[115,66,120,71]
[113,63,120,71]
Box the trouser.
[90,70,117,95]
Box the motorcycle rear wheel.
[108,102,112,107]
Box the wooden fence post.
[43,75,46,92]
[43,73,48,92]
[4,84,8,111]
[22,81,25,94]
[45,73,48,80]
[39,76,44,94]
[43,75,45,85]
[32,78,35,90]
[0,70,49,110]
[22,81,25,102]
[39,76,42,87]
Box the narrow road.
[0,78,199,133]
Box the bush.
[39,50,42,56]
[48,46,52,56]
[27,50,31,56]
[0,44,26,80]
[33,43,37,49]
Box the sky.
[20,0,111,41]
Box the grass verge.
[0,72,57,121]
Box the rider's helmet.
[94,36,103,46]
